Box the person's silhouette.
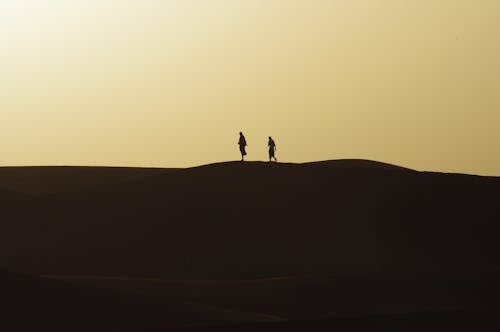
[238,132,247,161]
[268,136,277,162]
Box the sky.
[0,0,499,175]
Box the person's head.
[240,132,243,136]
[269,136,272,140]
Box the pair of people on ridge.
[238,132,277,162]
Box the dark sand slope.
[0,160,499,331]
[0,270,282,332]
[48,275,500,320]
[0,166,177,195]
[0,160,498,279]
[133,308,500,332]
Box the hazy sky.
[1,0,499,175]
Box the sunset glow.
[1,0,499,175]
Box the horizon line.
[0,159,498,177]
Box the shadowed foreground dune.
[0,270,282,332]
[0,160,499,331]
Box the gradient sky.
[1,0,499,175]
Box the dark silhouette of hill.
[0,159,498,279]
[303,159,414,171]
[0,166,176,195]
[0,159,499,331]
[128,308,500,332]
[0,270,282,331]
[48,274,500,321]
[4,270,498,331]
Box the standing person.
[238,132,247,161]
[268,136,277,162]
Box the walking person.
[268,136,277,162]
[238,132,247,161]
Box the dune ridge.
[0,159,499,331]
[0,159,499,279]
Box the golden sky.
[1,0,499,175]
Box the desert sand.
[0,160,499,331]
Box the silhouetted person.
[268,136,277,162]
[238,132,247,161]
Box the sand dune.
[129,308,500,332]
[0,166,176,195]
[0,159,499,331]
[1,159,498,279]
[47,274,500,320]
[0,270,283,331]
